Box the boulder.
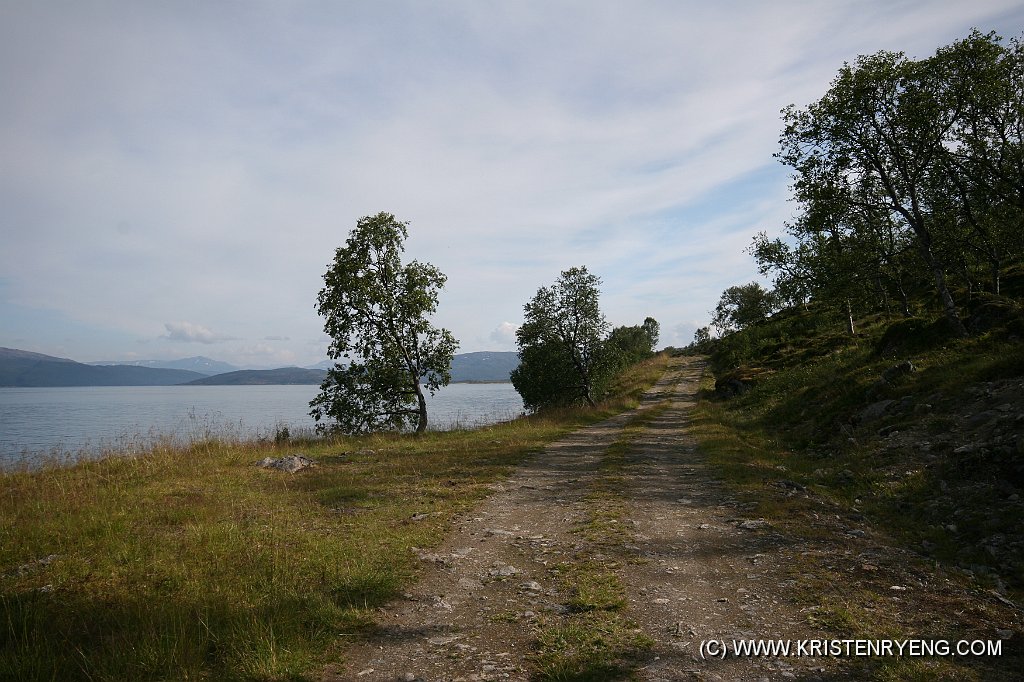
[715,377,751,397]
[858,399,895,424]
[882,360,917,382]
[256,454,315,473]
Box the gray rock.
[859,400,895,423]
[488,564,518,577]
[965,410,999,427]
[883,361,916,382]
[256,454,314,473]
[865,378,891,400]
[737,519,769,530]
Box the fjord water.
[0,383,524,465]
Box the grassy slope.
[689,295,1024,680]
[0,355,668,682]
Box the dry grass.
[1,355,669,681]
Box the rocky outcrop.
[256,454,315,473]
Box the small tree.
[642,316,660,352]
[711,283,778,335]
[606,316,660,367]
[694,326,711,346]
[310,212,458,434]
[511,266,610,410]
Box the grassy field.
[0,355,668,682]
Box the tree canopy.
[511,266,611,410]
[606,317,660,366]
[510,267,660,410]
[760,30,1023,336]
[711,282,778,335]
[309,212,457,434]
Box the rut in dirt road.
[326,357,829,681]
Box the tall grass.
[1,355,669,681]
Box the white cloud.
[234,343,298,368]
[2,1,1022,365]
[489,322,519,349]
[667,321,702,349]
[162,322,234,345]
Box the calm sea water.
[0,383,524,465]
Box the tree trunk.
[904,216,967,335]
[918,244,967,336]
[875,275,890,315]
[414,380,428,435]
[845,299,856,336]
[896,277,911,317]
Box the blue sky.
[2,1,1023,367]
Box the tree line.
[706,30,1023,342]
[310,212,659,435]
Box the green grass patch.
[531,613,653,682]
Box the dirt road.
[326,357,834,680]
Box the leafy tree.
[606,316,660,366]
[769,30,1024,335]
[511,266,610,409]
[642,316,661,350]
[310,212,458,434]
[711,283,778,335]
[694,326,711,346]
[931,31,1024,295]
[778,48,970,334]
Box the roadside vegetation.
[685,29,1024,679]
[688,270,1024,679]
[0,355,667,682]
[512,266,660,412]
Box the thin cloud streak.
[2,2,1022,364]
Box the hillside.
[188,352,519,385]
[449,351,518,382]
[185,367,327,385]
[1,349,520,387]
[88,356,239,375]
[0,348,206,387]
[690,285,1024,602]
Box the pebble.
[737,519,769,530]
[488,564,518,577]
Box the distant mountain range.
[1,348,519,387]
[449,351,520,382]
[88,356,239,375]
[185,368,327,385]
[0,348,206,387]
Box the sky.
[2,1,1022,368]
